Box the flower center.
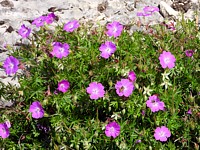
[9,63,14,69]
[35,107,41,113]
[60,83,65,88]
[106,47,111,53]
[159,131,165,137]
[23,29,28,34]
[92,88,99,94]
[113,26,117,33]
[119,86,126,92]
[164,57,170,64]
[152,100,158,107]
[110,127,115,133]
[59,47,65,53]
[1,127,6,133]
[69,23,74,29]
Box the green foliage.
[0,18,199,149]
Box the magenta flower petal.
[63,20,79,32]
[18,24,31,38]
[154,126,171,142]
[99,41,116,59]
[159,51,176,69]
[29,101,44,119]
[115,79,134,97]
[137,12,145,16]
[187,108,192,114]
[57,80,70,93]
[86,82,105,100]
[5,120,11,128]
[45,13,56,24]
[51,42,70,59]
[3,56,19,75]
[32,16,46,27]
[105,122,120,138]
[0,123,10,139]
[106,21,123,38]
[185,50,194,57]
[146,95,165,112]
[143,6,159,13]
[128,71,136,82]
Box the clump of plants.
[0,8,199,149]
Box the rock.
[0,0,14,7]
[159,0,199,21]
[159,1,180,19]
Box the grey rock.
[0,0,14,7]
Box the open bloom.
[105,122,120,138]
[3,56,19,75]
[159,51,176,69]
[29,101,44,119]
[51,42,70,59]
[99,41,116,59]
[137,6,159,16]
[32,16,46,27]
[86,82,105,100]
[146,95,165,112]
[154,126,171,142]
[57,80,70,93]
[0,123,10,139]
[128,71,136,82]
[45,13,56,24]
[185,50,194,57]
[106,21,123,38]
[63,20,79,32]
[143,6,159,14]
[115,79,134,97]
[18,24,31,38]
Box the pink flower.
[57,80,70,93]
[106,21,123,38]
[146,95,165,112]
[32,16,46,27]
[3,56,19,75]
[154,126,171,142]
[159,51,176,69]
[185,50,194,57]
[0,123,10,139]
[128,71,136,82]
[51,42,70,59]
[18,24,31,38]
[63,20,79,32]
[45,13,56,24]
[86,82,105,100]
[137,6,159,17]
[29,101,44,119]
[115,79,134,97]
[99,41,116,59]
[105,122,120,138]
[187,108,192,114]
[143,6,159,14]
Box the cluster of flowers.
[1,7,195,142]
[86,70,136,100]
